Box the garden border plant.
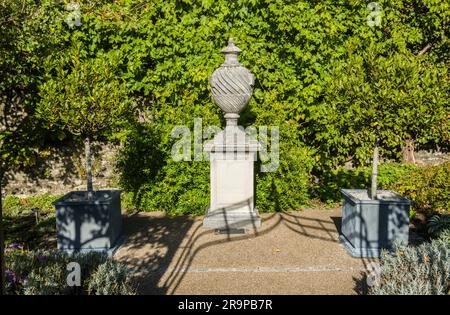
[369,238,449,295]
[4,246,136,295]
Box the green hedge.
[2,0,448,215]
[314,161,450,216]
[390,162,450,216]
[313,162,419,203]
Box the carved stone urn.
[203,38,261,232]
[210,38,254,126]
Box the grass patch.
[2,194,61,250]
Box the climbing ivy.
[1,0,449,213]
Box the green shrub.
[2,194,61,216]
[5,248,135,295]
[2,0,448,216]
[118,154,210,215]
[390,162,450,216]
[427,214,450,238]
[314,163,419,203]
[436,229,450,247]
[256,144,314,211]
[375,163,420,188]
[369,240,449,295]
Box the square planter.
[340,189,411,258]
[53,190,123,255]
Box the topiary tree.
[303,0,449,175]
[37,52,131,199]
[323,33,448,199]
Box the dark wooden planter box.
[53,190,122,255]
[340,189,411,258]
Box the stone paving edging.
[129,266,366,274]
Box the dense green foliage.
[2,194,60,217]
[314,162,420,203]
[0,1,42,174]
[390,161,450,216]
[427,214,450,237]
[1,0,448,214]
[5,248,135,295]
[2,194,60,250]
[37,55,132,140]
[369,239,449,295]
[317,43,448,169]
[316,162,450,216]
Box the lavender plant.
[4,248,135,295]
[369,240,449,295]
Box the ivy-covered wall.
[1,0,448,214]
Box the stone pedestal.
[203,38,260,231]
[203,125,261,230]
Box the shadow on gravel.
[116,209,365,294]
[116,213,195,294]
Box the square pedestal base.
[203,206,261,231]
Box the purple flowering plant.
[6,243,24,252]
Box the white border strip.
[132,266,366,273]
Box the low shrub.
[313,163,419,203]
[256,144,314,211]
[389,162,450,216]
[427,214,450,237]
[369,240,449,295]
[87,260,136,295]
[2,193,61,216]
[435,229,450,247]
[5,248,136,295]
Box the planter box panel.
[53,190,122,252]
[340,189,410,258]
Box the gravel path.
[115,208,373,295]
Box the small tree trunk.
[0,176,5,295]
[369,139,379,200]
[85,136,94,200]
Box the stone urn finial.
[210,38,254,126]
